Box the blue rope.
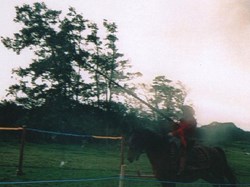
[1,177,249,186]
[27,128,122,140]
[124,177,249,186]
[0,176,118,185]
[27,128,92,138]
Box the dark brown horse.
[127,128,238,187]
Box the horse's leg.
[158,176,175,187]
[214,177,225,187]
[206,169,237,187]
[221,157,238,187]
[202,173,225,187]
[215,147,238,187]
[159,177,175,187]
[210,169,226,187]
[224,169,238,187]
[161,182,175,187]
[222,168,238,187]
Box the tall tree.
[1,3,93,108]
[102,20,132,108]
[85,22,106,107]
[149,76,187,120]
[2,2,140,111]
[84,19,141,110]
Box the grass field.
[1,139,250,187]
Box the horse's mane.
[134,127,170,146]
[154,119,176,136]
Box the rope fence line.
[0,176,249,186]
[0,126,123,140]
[0,176,118,185]
[0,127,123,140]
[27,128,123,140]
[124,177,250,186]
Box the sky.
[1,0,250,130]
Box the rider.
[168,105,197,175]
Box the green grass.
[1,140,250,187]
[223,141,250,184]
[0,142,121,186]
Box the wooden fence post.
[120,136,125,166]
[119,136,126,187]
[16,125,26,176]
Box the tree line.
[0,2,188,137]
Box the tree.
[121,76,187,121]
[0,100,26,125]
[102,20,139,110]
[85,22,106,107]
[149,76,187,120]
[2,3,138,110]
[1,2,189,134]
[83,19,141,110]
[1,2,143,135]
[1,3,94,108]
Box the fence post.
[119,136,125,187]
[16,125,26,176]
[120,136,125,166]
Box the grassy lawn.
[223,141,250,184]
[0,141,119,186]
[1,140,250,187]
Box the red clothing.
[172,117,197,147]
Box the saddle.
[169,138,210,171]
[186,146,211,170]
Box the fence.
[1,126,250,187]
[0,126,126,187]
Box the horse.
[127,127,238,187]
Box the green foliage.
[125,76,188,121]
[0,99,142,140]
[0,100,27,125]
[0,2,190,136]
[2,3,89,107]
[1,2,137,110]
[149,75,187,120]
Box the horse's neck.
[146,147,172,180]
[141,130,171,160]
[144,135,171,165]
[142,132,174,180]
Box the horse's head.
[127,128,163,163]
[127,128,150,163]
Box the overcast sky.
[1,0,250,130]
